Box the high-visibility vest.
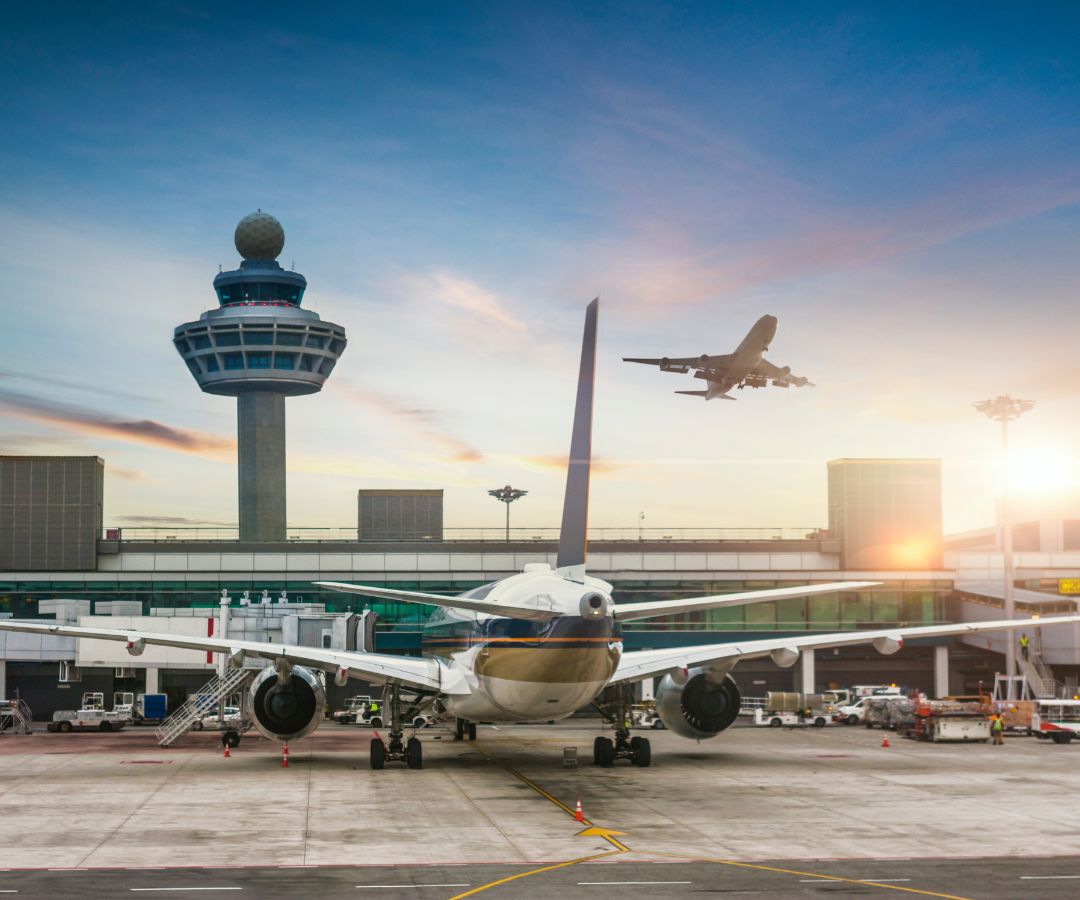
[1020,635,1030,647]
[992,717,1004,731]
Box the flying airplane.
[623,313,814,400]
[0,299,1076,771]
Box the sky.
[1,2,1079,535]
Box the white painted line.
[1020,875,1080,880]
[129,890,243,893]
[578,882,692,886]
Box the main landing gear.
[593,685,651,767]
[453,718,477,742]
[369,684,424,770]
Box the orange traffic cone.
[282,742,289,768]
[574,799,583,822]
[881,735,890,748]
[223,743,231,759]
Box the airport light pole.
[974,394,1035,700]
[488,485,528,542]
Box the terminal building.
[2,454,1079,718]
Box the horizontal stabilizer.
[674,390,709,398]
[614,581,880,622]
[315,581,557,622]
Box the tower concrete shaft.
[238,392,286,541]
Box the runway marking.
[447,851,624,899]
[129,889,243,893]
[1020,875,1080,879]
[578,881,691,885]
[468,741,629,852]
[355,885,470,889]
[640,852,972,900]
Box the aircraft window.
[247,352,271,369]
[191,335,212,350]
[299,355,314,372]
[223,352,245,370]
[215,332,241,347]
[276,332,303,346]
[204,356,220,372]
[243,331,274,345]
[306,335,324,349]
[274,353,296,370]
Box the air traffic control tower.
[173,212,347,540]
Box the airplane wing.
[315,581,557,622]
[613,581,880,622]
[0,620,446,691]
[623,354,733,375]
[610,614,1080,684]
[754,357,814,387]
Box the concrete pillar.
[934,645,950,699]
[0,660,6,699]
[145,668,159,695]
[237,392,286,541]
[798,649,816,694]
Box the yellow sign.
[1060,579,1080,595]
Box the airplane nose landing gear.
[593,684,651,767]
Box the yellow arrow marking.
[576,826,628,838]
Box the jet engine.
[655,668,741,740]
[246,665,325,742]
[699,354,710,366]
[660,357,671,370]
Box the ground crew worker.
[1020,633,1030,661]
[991,713,1005,745]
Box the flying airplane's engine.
[246,665,325,742]
[660,357,671,370]
[698,354,710,366]
[655,668,741,740]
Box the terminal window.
[274,353,296,370]
[215,332,241,347]
[247,352,271,369]
[223,352,244,370]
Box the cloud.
[514,454,627,475]
[0,368,153,403]
[329,380,484,463]
[0,388,234,459]
[408,269,527,332]
[109,466,155,483]
[115,514,234,525]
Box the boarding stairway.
[994,652,1065,700]
[155,668,253,747]
[0,699,33,735]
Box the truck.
[903,692,990,743]
[1030,700,1080,744]
[753,692,831,728]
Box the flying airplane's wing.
[610,615,1080,684]
[0,620,445,691]
[613,581,880,622]
[754,357,814,387]
[314,581,557,622]
[623,354,733,374]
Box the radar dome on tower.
[234,210,285,260]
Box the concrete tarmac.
[1,720,1078,897]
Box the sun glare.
[1006,448,1080,494]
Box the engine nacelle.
[699,354,710,366]
[655,668,742,740]
[660,357,671,370]
[246,665,325,742]
[872,634,904,655]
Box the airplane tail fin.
[555,298,599,582]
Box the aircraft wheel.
[370,738,386,770]
[406,737,423,770]
[630,736,651,767]
[596,736,615,768]
[222,730,241,749]
[467,722,477,741]
[593,736,605,764]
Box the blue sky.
[2,3,1079,534]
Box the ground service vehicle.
[48,707,127,733]
[332,695,373,724]
[192,705,242,731]
[1031,700,1080,744]
[135,693,168,724]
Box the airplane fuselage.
[419,570,622,722]
[705,314,778,398]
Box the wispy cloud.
[408,269,527,332]
[329,379,483,463]
[0,388,234,459]
[116,514,233,525]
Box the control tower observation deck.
[173,212,347,541]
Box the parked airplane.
[623,313,814,400]
[0,300,1075,771]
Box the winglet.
[556,299,599,581]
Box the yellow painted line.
[469,741,630,852]
[447,850,623,899]
[640,850,972,900]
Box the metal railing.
[0,698,33,735]
[105,526,825,544]
[155,668,253,747]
